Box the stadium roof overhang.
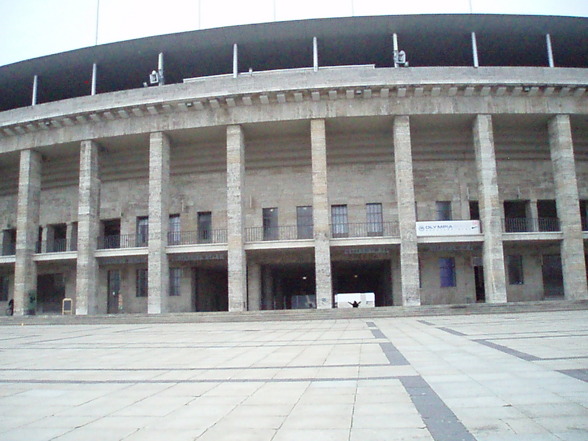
[0,14,587,112]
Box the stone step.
[1,299,587,326]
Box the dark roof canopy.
[1,14,587,112]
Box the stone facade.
[0,16,587,315]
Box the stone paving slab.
[0,309,586,440]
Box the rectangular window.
[439,257,456,287]
[469,201,480,221]
[169,268,182,296]
[136,216,149,246]
[297,206,313,239]
[504,200,530,232]
[168,214,181,245]
[101,219,121,249]
[331,205,348,238]
[537,200,558,231]
[198,211,212,243]
[136,268,148,297]
[366,203,383,236]
[436,201,452,221]
[507,255,524,285]
[263,207,279,240]
[0,276,8,301]
[2,229,16,256]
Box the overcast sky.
[1,0,587,67]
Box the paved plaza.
[0,309,587,441]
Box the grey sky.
[1,0,587,67]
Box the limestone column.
[393,116,421,306]
[473,115,507,303]
[248,262,262,311]
[148,132,170,314]
[76,140,101,315]
[548,115,588,299]
[227,125,247,311]
[14,149,41,316]
[311,119,333,309]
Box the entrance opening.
[193,267,228,311]
[107,269,121,314]
[332,261,392,307]
[37,274,65,313]
[474,265,485,302]
[542,254,564,297]
[261,264,316,310]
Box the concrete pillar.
[248,262,262,311]
[473,115,507,303]
[14,149,41,316]
[548,115,588,300]
[148,132,170,314]
[311,119,333,309]
[227,125,247,311]
[529,200,539,231]
[393,116,421,306]
[76,140,101,315]
[40,225,48,253]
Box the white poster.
[416,220,481,237]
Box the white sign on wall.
[416,220,481,237]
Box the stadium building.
[0,14,587,316]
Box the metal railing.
[167,229,227,245]
[330,222,399,238]
[98,234,147,249]
[35,238,70,253]
[503,217,560,233]
[246,225,311,242]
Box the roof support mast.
[546,34,555,67]
[31,75,38,106]
[158,53,165,86]
[91,63,97,95]
[393,33,399,67]
[471,32,479,67]
[233,44,238,78]
[313,37,319,72]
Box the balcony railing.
[35,238,71,253]
[246,225,312,242]
[98,234,147,249]
[168,230,227,245]
[503,217,560,233]
[330,222,399,239]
